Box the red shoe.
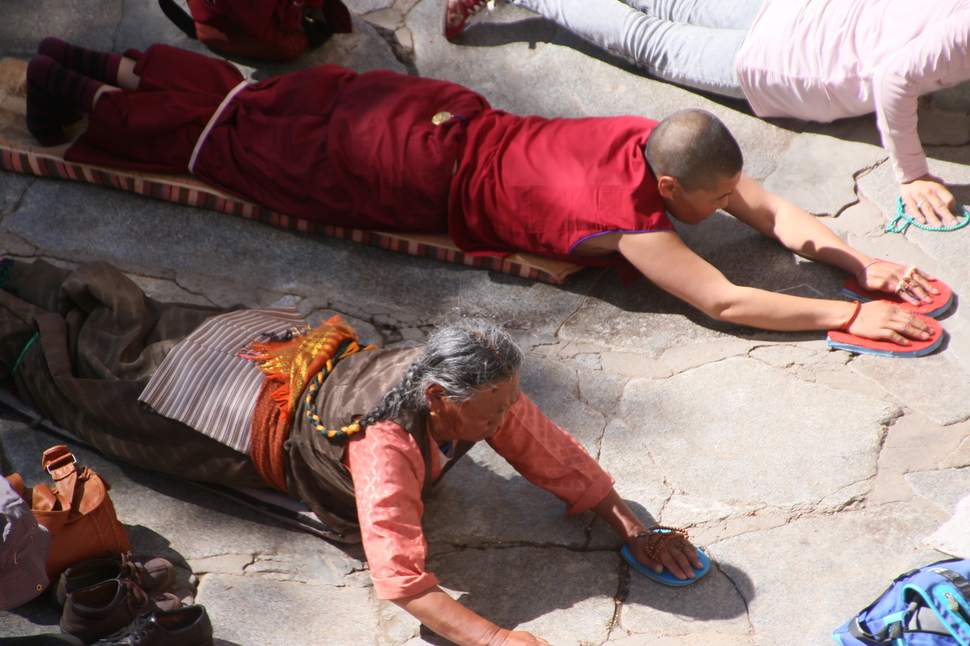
[444,0,493,40]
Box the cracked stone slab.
[197,574,380,645]
[763,133,886,217]
[879,412,970,473]
[904,466,970,515]
[0,0,121,55]
[849,353,970,426]
[605,634,756,646]
[425,547,617,644]
[619,357,896,509]
[578,369,628,418]
[129,274,215,306]
[597,418,673,521]
[619,561,750,635]
[708,506,945,646]
[0,170,32,216]
[660,340,759,374]
[924,494,970,558]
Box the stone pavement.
[1,1,970,645]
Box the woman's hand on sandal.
[858,260,938,305]
[627,528,702,581]
[846,301,933,345]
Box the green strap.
[11,332,38,376]
[887,196,970,234]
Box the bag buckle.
[45,453,76,474]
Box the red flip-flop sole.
[842,276,952,318]
[827,316,944,357]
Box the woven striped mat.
[0,57,583,285]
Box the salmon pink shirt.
[344,394,615,599]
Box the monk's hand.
[628,527,702,581]
[847,301,933,345]
[490,629,552,646]
[900,174,959,227]
[858,260,938,306]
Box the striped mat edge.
[0,145,582,285]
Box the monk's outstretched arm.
[726,173,939,304]
[616,228,931,344]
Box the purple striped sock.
[26,56,105,146]
[37,37,122,85]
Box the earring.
[429,411,438,417]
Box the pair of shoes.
[826,275,951,358]
[443,0,494,40]
[91,605,213,646]
[59,559,181,645]
[61,578,183,645]
[54,554,176,608]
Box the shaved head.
[644,109,744,192]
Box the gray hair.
[360,319,523,427]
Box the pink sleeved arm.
[486,394,614,517]
[874,12,970,183]
[345,421,440,600]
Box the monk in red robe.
[26,40,938,347]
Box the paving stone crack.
[2,176,34,217]
[716,561,755,634]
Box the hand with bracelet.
[625,525,703,581]
[855,258,939,306]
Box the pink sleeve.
[874,12,970,183]
[345,421,440,600]
[487,394,614,516]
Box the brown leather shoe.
[91,605,213,646]
[60,578,181,645]
[53,553,176,608]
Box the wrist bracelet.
[856,258,886,281]
[630,526,689,562]
[840,301,862,331]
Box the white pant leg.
[625,0,764,30]
[514,0,748,98]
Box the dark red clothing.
[66,46,672,278]
[452,111,672,282]
[67,45,488,231]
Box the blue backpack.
[833,559,970,645]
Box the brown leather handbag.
[16,446,130,579]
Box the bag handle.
[42,445,82,512]
[157,0,198,38]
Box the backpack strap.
[929,568,970,603]
[848,611,907,643]
[903,567,970,646]
[157,0,198,38]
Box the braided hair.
[359,319,523,428]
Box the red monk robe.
[66,45,673,277]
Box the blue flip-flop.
[620,543,711,586]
